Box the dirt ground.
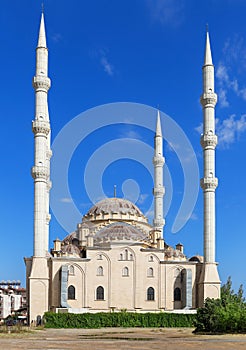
[1,327,246,350]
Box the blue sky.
[1,0,246,293]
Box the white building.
[25,13,221,325]
[0,281,26,320]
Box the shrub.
[44,311,195,329]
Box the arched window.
[147,267,154,277]
[174,287,181,301]
[97,266,103,276]
[68,285,75,300]
[147,287,155,301]
[122,266,129,276]
[130,254,133,260]
[96,286,104,300]
[149,255,154,262]
[97,254,103,260]
[69,265,75,275]
[120,253,123,260]
[125,249,128,260]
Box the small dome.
[94,222,148,243]
[84,197,147,222]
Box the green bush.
[44,311,195,329]
[194,277,246,334]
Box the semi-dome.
[94,222,148,243]
[83,197,148,223]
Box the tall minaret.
[198,30,220,305]
[153,110,165,237]
[200,31,218,263]
[31,12,51,257]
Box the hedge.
[44,311,195,328]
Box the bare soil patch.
[0,327,246,349]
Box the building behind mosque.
[25,13,221,324]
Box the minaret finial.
[206,23,209,33]
[114,185,117,198]
[41,3,44,13]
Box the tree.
[194,277,246,333]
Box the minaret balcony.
[200,177,218,191]
[200,134,217,149]
[153,187,165,196]
[200,92,217,107]
[32,76,51,91]
[152,156,164,166]
[32,120,50,135]
[153,218,165,227]
[31,165,49,180]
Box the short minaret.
[31,13,51,257]
[153,111,165,237]
[198,30,220,306]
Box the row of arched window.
[96,266,154,277]
[67,285,158,301]
[97,252,156,262]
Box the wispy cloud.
[216,62,246,107]
[60,197,73,203]
[100,55,114,76]
[216,115,246,148]
[90,48,115,76]
[216,35,246,107]
[51,33,62,43]
[195,115,246,148]
[145,0,185,27]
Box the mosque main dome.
[83,197,148,224]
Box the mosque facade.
[25,13,221,324]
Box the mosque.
[25,13,221,324]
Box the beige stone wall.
[49,244,199,312]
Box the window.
[147,267,154,277]
[147,287,155,301]
[120,253,123,260]
[122,266,129,276]
[149,255,154,262]
[96,286,104,300]
[125,249,128,260]
[68,285,75,300]
[97,254,103,260]
[69,265,74,275]
[174,287,181,301]
[97,266,103,276]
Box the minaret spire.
[204,31,213,66]
[198,29,220,305]
[153,110,165,237]
[37,13,47,48]
[31,12,51,257]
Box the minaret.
[153,110,165,237]
[31,12,51,257]
[198,30,220,305]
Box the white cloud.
[60,197,73,203]
[100,56,114,76]
[51,33,62,43]
[194,123,203,135]
[216,36,246,107]
[146,0,185,27]
[218,88,229,108]
[195,114,246,148]
[216,114,246,147]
